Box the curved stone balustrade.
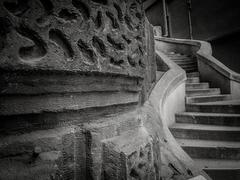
[148,48,211,180]
[155,37,240,98]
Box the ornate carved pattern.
[0,0,145,77]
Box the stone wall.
[0,0,201,179]
[0,0,158,179]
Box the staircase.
[166,52,240,180]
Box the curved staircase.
[166,52,240,180]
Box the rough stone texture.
[0,0,198,180]
[141,17,156,103]
[0,0,158,179]
[153,26,162,37]
[102,128,155,180]
[0,0,145,78]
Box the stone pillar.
[0,0,156,179]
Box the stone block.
[102,127,156,180]
[0,126,86,180]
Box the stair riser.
[181,63,197,71]
[186,105,240,113]
[169,56,190,59]
[204,169,240,180]
[182,146,240,160]
[187,72,199,78]
[186,95,231,103]
[167,55,188,58]
[186,90,220,97]
[170,129,240,141]
[186,83,209,90]
[178,63,198,68]
[185,69,199,73]
[176,115,240,126]
[187,78,200,83]
[174,61,197,66]
[180,68,198,72]
[170,56,193,59]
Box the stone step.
[177,62,198,68]
[180,65,198,70]
[194,159,240,180]
[195,158,240,170]
[187,72,200,78]
[184,69,199,73]
[167,54,188,57]
[169,123,240,141]
[177,139,240,160]
[170,57,192,61]
[173,59,196,64]
[186,88,221,97]
[186,77,200,83]
[174,60,197,67]
[186,102,240,113]
[186,94,232,103]
[166,53,184,56]
[186,83,209,90]
[197,99,240,105]
[175,112,240,126]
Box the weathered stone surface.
[102,127,156,180]
[0,0,146,78]
[153,26,162,37]
[0,1,202,180]
[0,126,84,180]
[141,17,156,103]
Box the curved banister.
[155,37,240,98]
[148,49,210,179]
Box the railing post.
[187,0,193,39]
[162,0,169,37]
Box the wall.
[167,0,190,39]
[145,1,165,28]
[146,0,240,73]
[210,32,240,73]
[191,0,240,40]
[191,0,240,73]
[145,0,190,39]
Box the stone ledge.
[102,127,155,180]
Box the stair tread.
[195,100,240,105]
[188,77,200,79]
[186,94,231,99]
[186,88,220,92]
[176,112,240,117]
[186,83,210,90]
[173,60,196,63]
[166,52,183,56]
[194,158,240,169]
[175,64,197,68]
[186,94,232,104]
[177,138,240,148]
[171,57,193,60]
[186,89,221,97]
[187,72,199,77]
[186,83,209,85]
[173,59,196,62]
[178,63,197,66]
[170,123,240,131]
